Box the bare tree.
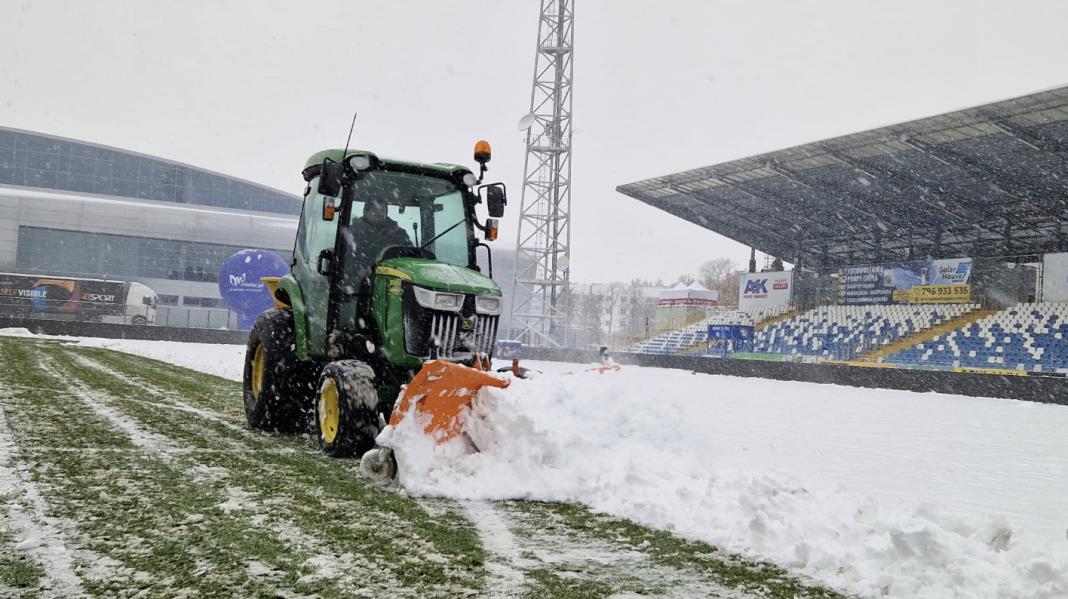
[572,289,605,345]
[698,258,735,289]
[698,257,740,307]
[622,279,655,332]
[720,273,740,307]
[602,283,626,335]
[676,273,696,285]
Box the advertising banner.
[706,324,754,352]
[495,340,522,359]
[0,274,125,318]
[738,271,793,309]
[658,297,718,307]
[837,258,972,305]
[1042,253,1068,303]
[706,325,754,341]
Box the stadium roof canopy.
[617,86,1068,271]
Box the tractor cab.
[290,149,506,366]
[244,142,510,465]
[245,144,508,459]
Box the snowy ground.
[3,329,1067,598]
[0,332,833,599]
[393,362,1068,598]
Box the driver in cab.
[349,198,412,281]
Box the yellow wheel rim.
[251,344,265,398]
[320,378,340,444]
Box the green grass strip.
[45,343,487,596]
[1,337,854,598]
[514,501,852,598]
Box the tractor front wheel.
[243,309,312,432]
[315,360,380,458]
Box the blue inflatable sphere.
[218,249,290,330]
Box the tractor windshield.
[343,170,471,278]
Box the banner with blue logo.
[218,249,289,330]
[706,324,754,352]
[739,271,793,309]
[707,325,754,339]
[495,340,522,360]
[837,258,972,305]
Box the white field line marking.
[23,447,304,455]
[45,351,405,595]
[38,355,180,459]
[66,352,255,439]
[0,388,92,599]
[458,501,532,599]
[496,505,758,599]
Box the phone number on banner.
[908,284,971,304]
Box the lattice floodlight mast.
[510,0,574,347]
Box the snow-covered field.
[5,329,1067,598]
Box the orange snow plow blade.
[389,360,510,444]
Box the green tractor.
[242,142,508,469]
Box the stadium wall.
[521,347,1068,406]
[4,320,1062,404]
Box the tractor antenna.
[342,111,358,157]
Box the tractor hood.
[377,258,501,295]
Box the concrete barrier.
[0,317,249,345]
[521,347,1068,406]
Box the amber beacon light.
[474,140,492,165]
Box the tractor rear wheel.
[243,309,313,432]
[315,360,380,458]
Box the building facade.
[0,126,299,328]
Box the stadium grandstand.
[615,85,1068,375]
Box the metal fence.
[156,306,238,330]
[0,303,239,330]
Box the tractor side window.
[296,178,340,268]
[428,191,469,268]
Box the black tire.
[243,309,315,432]
[315,360,380,458]
[131,315,148,326]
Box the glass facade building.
[0,126,300,329]
[16,226,293,284]
[0,126,299,215]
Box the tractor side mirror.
[481,183,507,218]
[317,158,345,199]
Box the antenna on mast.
[342,112,358,156]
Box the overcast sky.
[2,0,1067,284]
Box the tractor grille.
[429,313,499,359]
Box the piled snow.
[391,363,1068,599]
[6,331,1067,597]
[74,338,247,382]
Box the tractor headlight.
[413,286,464,312]
[475,295,502,315]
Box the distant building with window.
[0,125,298,327]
